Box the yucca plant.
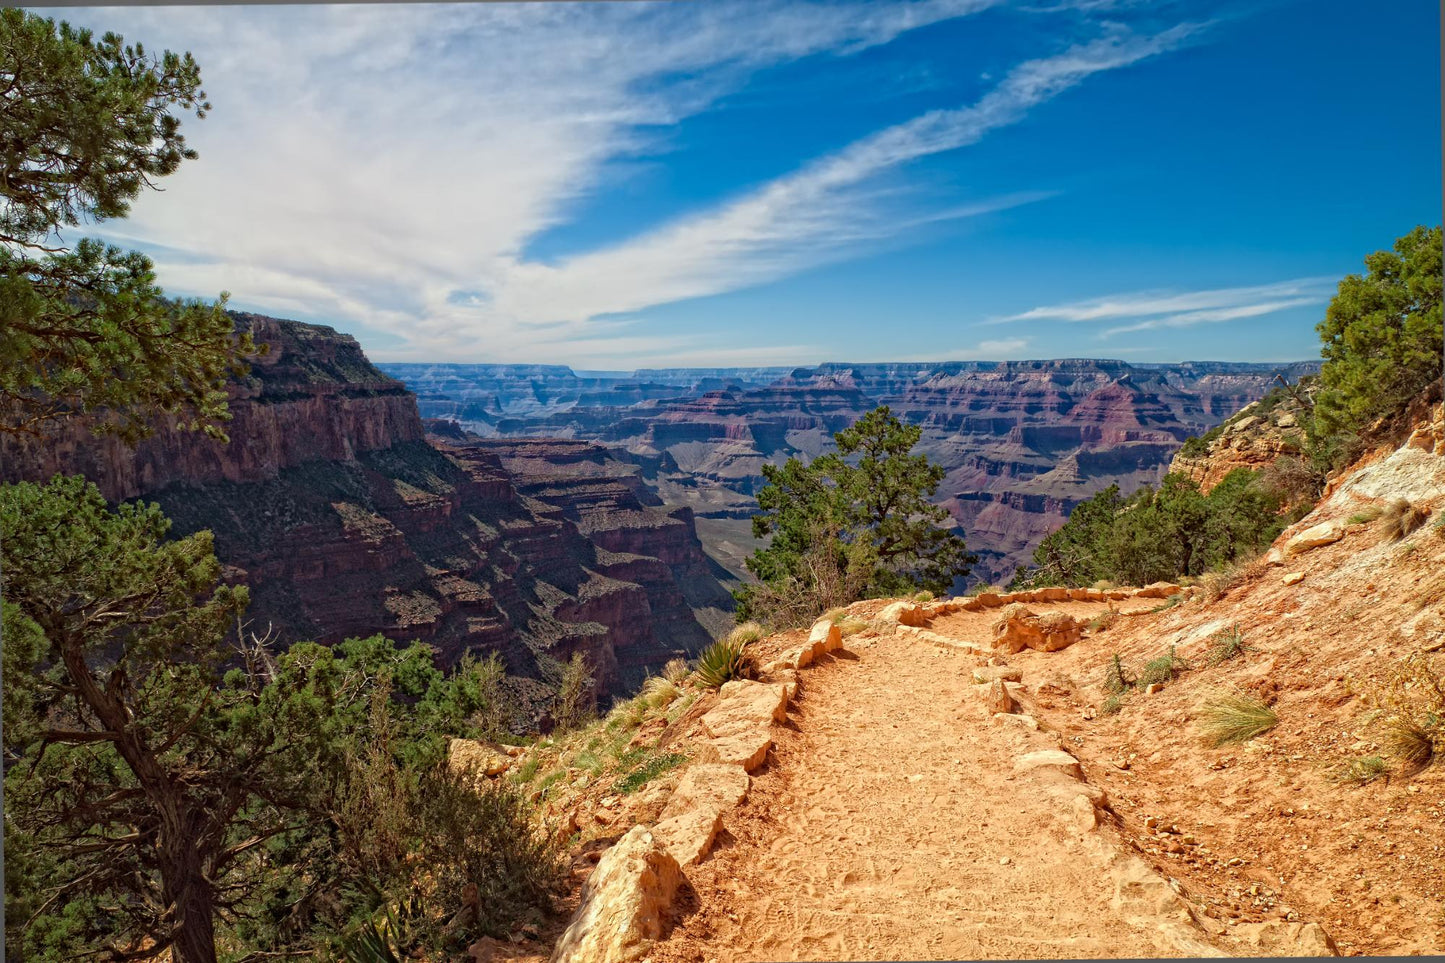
[1197,690,1278,746]
[694,631,758,689]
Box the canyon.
[0,314,732,702]
[384,358,1320,585]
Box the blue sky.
[64,0,1441,369]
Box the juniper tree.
[0,9,253,441]
[1312,224,1442,460]
[738,406,975,622]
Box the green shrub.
[1205,624,1251,665]
[694,634,758,689]
[1101,693,1127,716]
[913,589,935,603]
[1138,645,1190,688]
[1348,506,1385,525]
[1102,653,1134,696]
[1197,691,1278,746]
[611,752,687,795]
[1328,755,1390,786]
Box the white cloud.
[995,277,1336,329]
[60,2,1203,365]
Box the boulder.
[877,600,928,627]
[703,680,787,736]
[700,728,772,772]
[1034,587,1071,602]
[1282,571,1305,586]
[972,665,1024,684]
[1071,793,1100,832]
[1013,749,1084,780]
[651,763,750,867]
[1134,582,1182,599]
[1286,521,1344,556]
[657,764,750,823]
[1232,921,1339,957]
[984,678,1016,714]
[550,826,683,963]
[807,619,842,656]
[992,605,1083,654]
[990,712,1040,730]
[448,738,511,784]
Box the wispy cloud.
[66,2,1206,365]
[995,277,1336,338]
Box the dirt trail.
[652,604,1194,962]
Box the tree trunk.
[162,811,218,963]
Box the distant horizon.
[376,356,1324,378]
[59,1,1440,368]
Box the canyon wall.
[1,315,732,699]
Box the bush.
[1102,653,1134,696]
[1197,690,1278,746]
[694,633,758,689]
[552,652,595,733]
[913,589,935,603]
[1086,609,1119,634]
[1379,497,1431,542]
[1101,693,1127,716]
[410,771,565,944]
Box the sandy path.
[652,619,1188,962]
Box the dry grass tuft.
[1351,652,1445,772]
[1379,497,1431,541]
[1347,506,1385,525]
[641,676,681,710]
[1086,609,1120,634]
[661,658,690,685]
[1197,689,1277,746]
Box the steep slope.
[0,314,734,698]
